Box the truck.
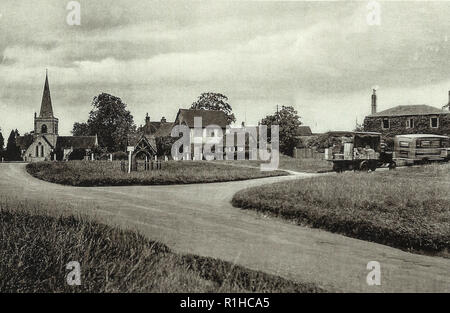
[324,131,395,172]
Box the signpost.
[127,146,134,173]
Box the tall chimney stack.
[443,91,450,111]
[371,89,377,115]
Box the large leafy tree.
[260,105,302,156]
[5,129,22,161]
[191,92,236,124]
[72,93,136,152]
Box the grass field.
[26,161,286,187]
[219,154,333,173]
[0,198,322,293]
[232,164,450,256]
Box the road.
[0,163,448,292]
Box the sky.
[1,0,450,138]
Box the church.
[16,72,98,162]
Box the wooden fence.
[293,148,324,160]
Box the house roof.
[368,105,449,117]
[295,126,313,136]
[40,72,54,118]
[175,109,228,128]
[56,136,98,149]
[153,122,174,137]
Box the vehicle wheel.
[389,161,396,170]
[359,161,369,172]
[370,162,377,171]
[333,163,342,172]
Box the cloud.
[1,1,450,137]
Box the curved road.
[0,163,448,292]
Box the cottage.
[363,89,450,137]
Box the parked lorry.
[393,134,449,165]
[324,131,395,172]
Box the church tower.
[34,70,59,147]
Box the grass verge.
[218,154,332,173]
[0,200,322,292]
[26,161,286,187]
[232,164,450,256]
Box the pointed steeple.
[39,70,54,118]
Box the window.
[430,117,439,128]
[35,145,39,157]
[382,119,390,129]
[406,118,414,128]
[40,145,44,157]
[399,141,410,148]
[41,124,47,133]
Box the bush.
[112,151,128,160]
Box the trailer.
[324,131,395,172]
[393,134,449,165]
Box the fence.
[293,148,324,160]
[120,160,163,172]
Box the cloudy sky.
[1,0,450,137]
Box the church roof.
[56,136,98,149]
[16,134,34,151]
[39,71,54,118]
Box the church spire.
[39,70,54,118]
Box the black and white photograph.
[0,0,448,305]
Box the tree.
[0,127,4,159]
[5,129,22,161]
[72,122,90,136]
[260,105,302,156]
[191,92,236,124]
[72,93,136,152]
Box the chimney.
[161,116,166,123]
[145,113,150,124]
[448,90,450,110]
[371,89,377,115]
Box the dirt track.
[0,163,448,292]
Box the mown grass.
[232,164,450,256]
[0,199,322,293]
[26,161,286,187]
[218,154,332,173]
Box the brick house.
[363,90,450,137]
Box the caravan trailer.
[393,134,450,164]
